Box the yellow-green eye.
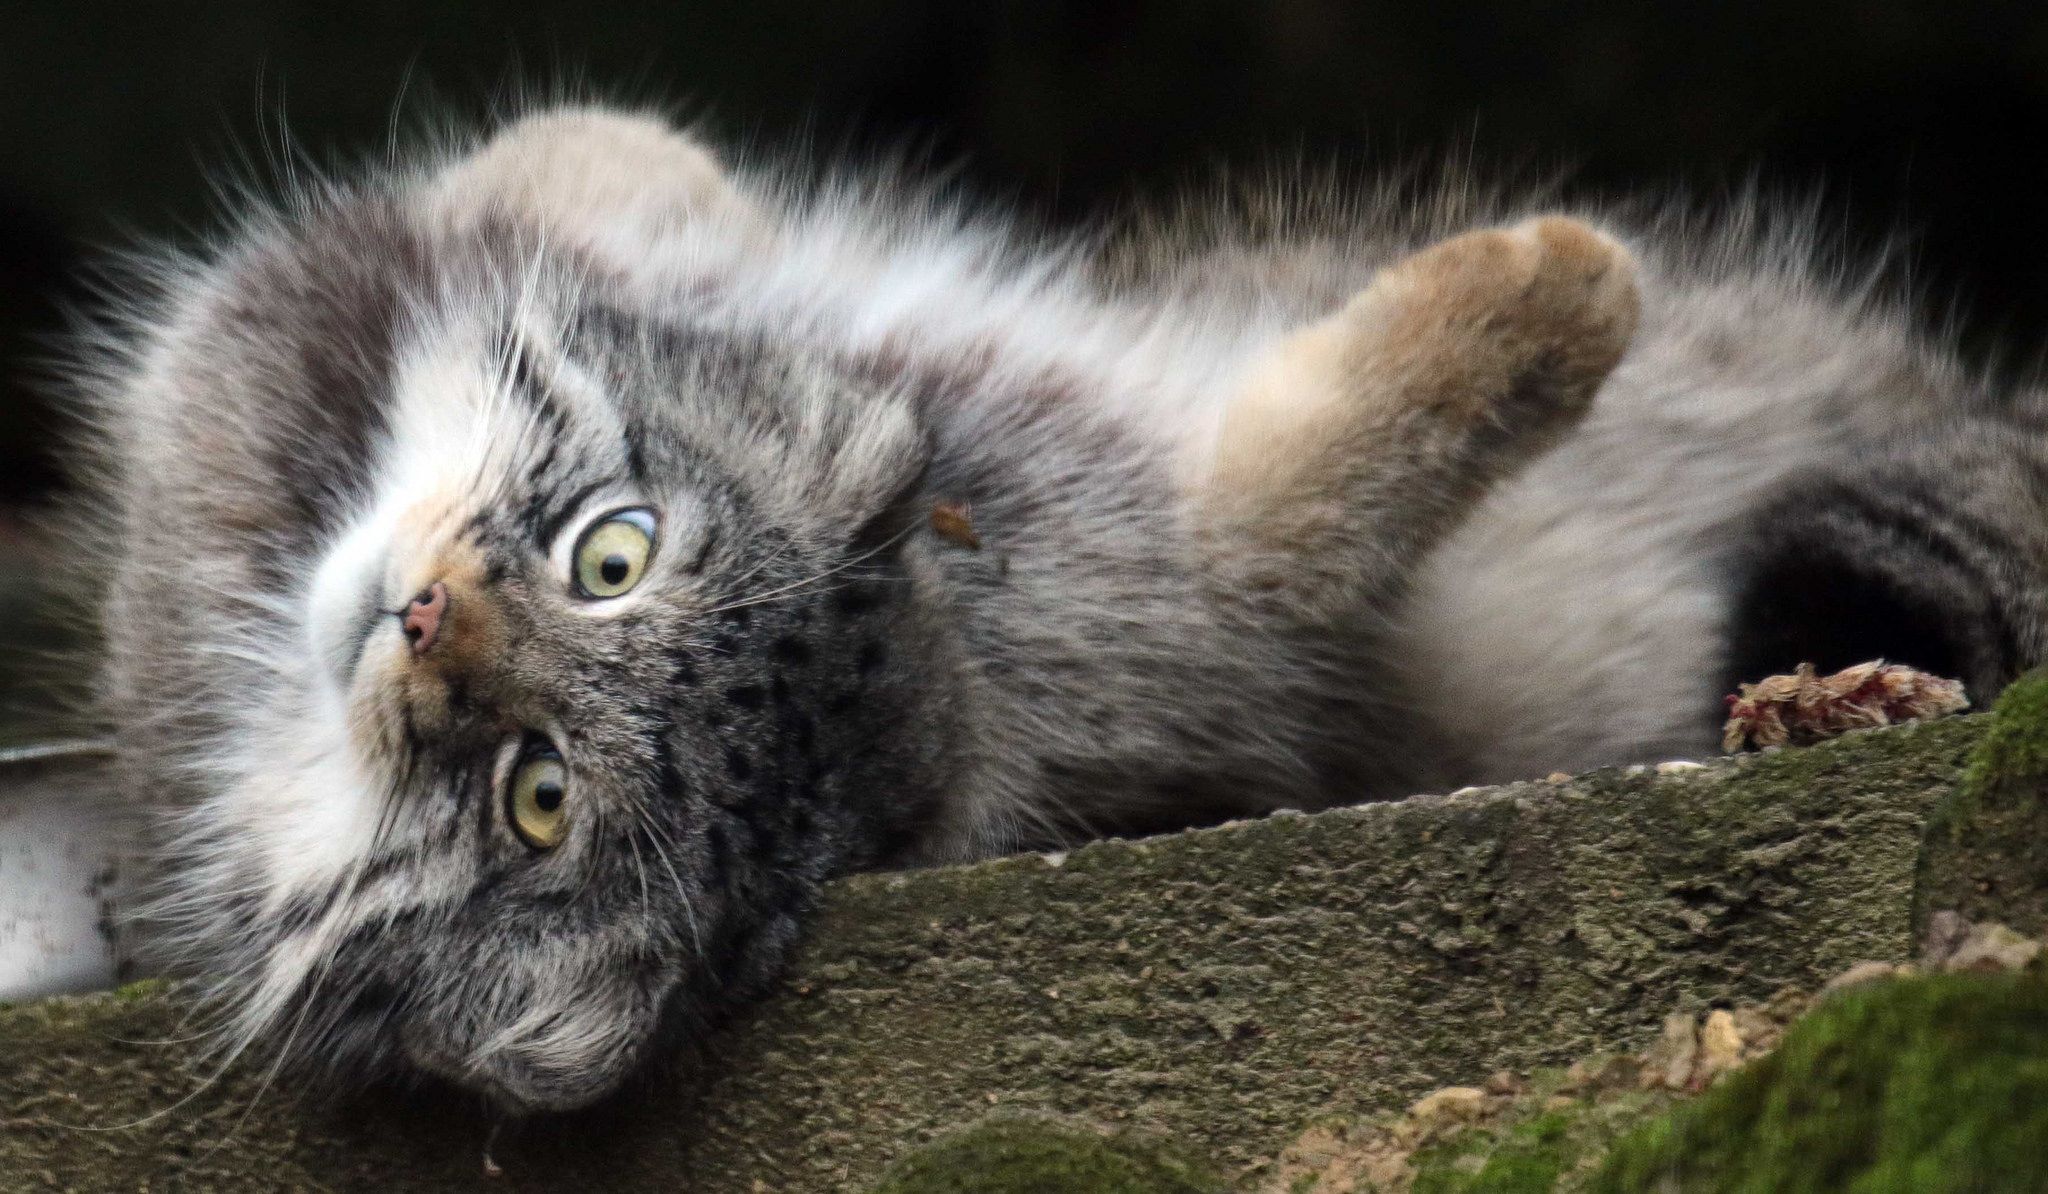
[574,508,657,599]
[507,747,569,850]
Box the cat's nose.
[401,582,449,655]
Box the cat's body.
[76,105,2048,1111]
[1114,192,2048,795]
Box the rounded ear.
[778,388,934,548]
[419,106,757,257]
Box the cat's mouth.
[307,525,399,693]
[339,586,391,684]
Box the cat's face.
[222,286,935,1111]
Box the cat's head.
[129,109,944,1111]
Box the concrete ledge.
[0,717,1993,1190]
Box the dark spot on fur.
[785,710,817,754]
[724,684,766,710]
[724,747,753,781]
[856,641,887,675]
[833,586,881,618]
[704,821,735,879]
[656,754,689,802]
[771,636,811,666]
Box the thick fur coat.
[75,105,2048,1110]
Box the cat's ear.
[798,391,935,548]
[1195,216,1638,621]
[419,107,757,254]
[833,397,937,558]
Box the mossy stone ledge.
[0,712,2001,1190]
[1916,670,2048,937]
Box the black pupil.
[600,554,630,585]
[533,781,564,813]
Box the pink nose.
[401,582,448,655]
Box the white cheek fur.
[228,707,386,907]
[305,512,398,697]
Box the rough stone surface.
[868,1115,1227,1193]
[0,717,1985,1190]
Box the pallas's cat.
[79,106,2048,1110]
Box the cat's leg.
[1196,216,1639,622]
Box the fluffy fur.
[73,103,2048,1112]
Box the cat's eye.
[506,745,570,850]
[573,508,658,599]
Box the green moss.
[1411,1117,1569,1193]
[868,1117,1227,1194]
[1464,1113,1575,1192]
[1590,969,2048,1192]
[110,978,167,1003]
[1917,671,2048,935]
[1398,1092,1674,1194]
[1460,1152,1566,1193]
[1963,670,2048,793]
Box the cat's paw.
[1359,214,1639,431]
[1214,216,1638,500]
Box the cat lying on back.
[78,105,2048,1112]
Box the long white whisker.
[702,526,916,618]
[619,789,703,961]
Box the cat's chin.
[399,1020,646,1115]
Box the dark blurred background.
[6,0,2048,735]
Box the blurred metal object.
[0,739,112,766]
[0,738,140,999]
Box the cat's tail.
[1720,409,2048,706]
